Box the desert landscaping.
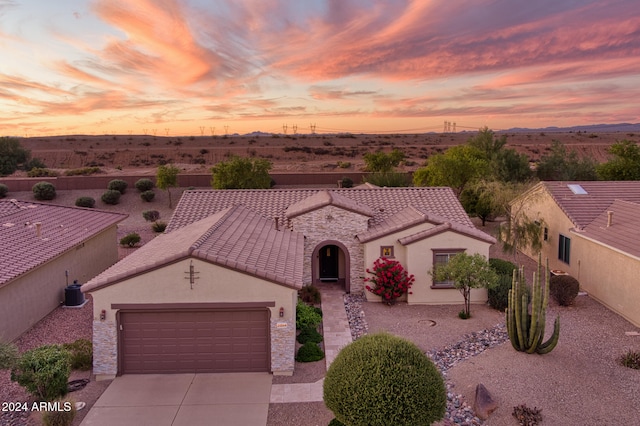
[1,130,640,426]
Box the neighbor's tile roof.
[575,199,640,258]
[542,181,640,229]
[83,205,304,292]
[0,200,127,287]
[358,205,497,244]
[167,187,474,232]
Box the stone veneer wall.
[291,205,370,293]
[270,317,295,375]
[92,320,117,377]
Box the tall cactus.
[506,254,560,354]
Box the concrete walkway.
[270,284,353,403]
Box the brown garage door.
[120,309,270,374]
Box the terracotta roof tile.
[83,205,304,292]
[575,199,640,258]
[0,200,127,287]
[398,220,497,246]
[542,181,640,229]
[167,187,475,232]
[285,189,375,218]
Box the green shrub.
[364,171,410,187]
[324,333,446,426]
[101,189,121,205]
[618,349,640,369]
[140,190,155,202]
[488,259,519,311]
[340,176,353,188]
[299,285,321,304]
[297,326,323,344]
[64,167,102,176]
[550,274,580,306]
[296,300,322,330]
[23,158,47,171]
[296,342,325,362]
[0,340,19,369]
[142,210,160,222]
[32,182,56,200]
[62,339,92,371]
[27,168,59,177]
[134,178,154,192]
[328,419,346,426]
[41,397,76,426]
[107,179,128,194]
[74,196,95,208]
[11,345,71,401]
[119,233,141,247]
[512,404,543,426]
[0,183,8,198]
[151,221,167,233]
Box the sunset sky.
[1,0,639,136]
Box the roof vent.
[568,184,588,195]
[607,211,613,227]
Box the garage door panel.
[120,310,269,374]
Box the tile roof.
[541,181,640,229]
[83,205,304,293]
[285,189,375,219]
[574,199,640,259]
[167,187,475,232]
[0,200,127,287]
[357,205,496,244]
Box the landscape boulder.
[473,383,498,420]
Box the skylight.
[568,184,588,195]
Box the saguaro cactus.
[506,254,560,354]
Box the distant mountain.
[504,123,640,133]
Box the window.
[432,249,464,288]
[558,234,570,264]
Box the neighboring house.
[84,187,495,378]
[511,181,640,327]
[0,199,126,342]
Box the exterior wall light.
[279,307,284,317]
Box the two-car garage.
[117,307,271,374]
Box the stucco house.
[0,199,126,342]
[84,187,495,378]
[511,181,640,327]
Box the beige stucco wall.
[290,205,370,292]
[516,185,640,327]
[0,226,118,342]
[570,234,640,327]
[362,225,491,305]
[88,258,298,377]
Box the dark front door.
[319,245,339,281]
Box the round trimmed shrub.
[32,181,56,200]
[101,189,121,205]
[119,232,141,247]
[324,333,446,426]
[134,178,154,192]
[10,344,71,401]
[296,342,325,362]
[107,179,128,194]
[550,274,580,306]
[0,183,8,198]
[142,210,160,222]
[74,196,95,208]
[297,326,323,344]
[140,190,155,202]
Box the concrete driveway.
[80,373,272,426]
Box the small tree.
[432,252,498,318]
[211,156,272,189]
[156,164,180,207]
[363,149,405,173]
[365,258,414,305]
[0,137,30,176]
[596,140,640,180]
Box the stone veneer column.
[291,205,369,293]
[92,320,117,378]
[270,317,295,375]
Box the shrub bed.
[296,300,322,330]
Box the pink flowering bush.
[365,258,415,304]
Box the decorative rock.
[473,383,498,420]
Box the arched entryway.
[312,241,350,293]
